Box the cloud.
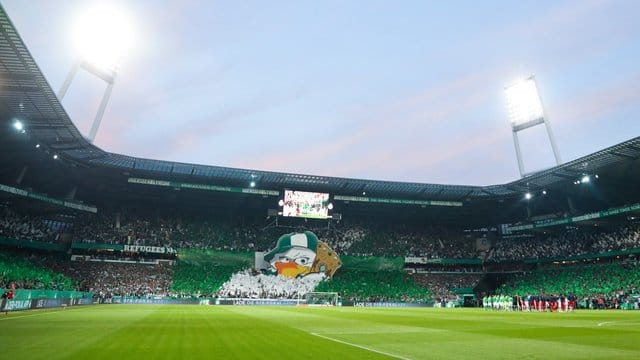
[109,88,305,160]
[554,74,640,127]
[329,123,511,182]
[232,67,506,179]
[89,0,639,186]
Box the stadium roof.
[1,5,639,215]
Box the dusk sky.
[3,0,639,186]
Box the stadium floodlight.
[505,75,562,177]
[58,4,133,144]
[73,5,132,72]
[53,154,59,160]
[524,192,532,200]
[581,175,590,183]
[13,119,23,131]
[505,78,544,127]
[250,181,256,188]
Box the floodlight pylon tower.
[57,58,117,143]
[505,75,562,177]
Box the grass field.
[1,305,639,359]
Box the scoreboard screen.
[282,190,331,219]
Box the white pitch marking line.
[0,309,66,321]
[597,320,640,327]
[310,332,412,360]
[0,311,56,320]
[597,321,615,327]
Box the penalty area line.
[310,332,412,360]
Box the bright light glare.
[524,192,532,200]
[581,175,590,183]
[250,181,256,188]
[505,77,544,126]
[74,4,133,71]
[13,120,23,131]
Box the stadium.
[1,2,640,359]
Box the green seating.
[0,251,76,290]
[501,263,640,297]
[315,270,432,303]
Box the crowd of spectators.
[5,204,640,305]
[489,222,640,262]
[1,248,173,298]
[58,262,173,298]
[73,213,174,247]
[412,273,482,302]
[74,213,278,251]
[6,204,640,264]
[69,211,478,259]
[3,206,482,268]
[59,211,640,263]
[0,208,61,243]
[321,223,475,258]
[0,250,76,291]
[408,265,483,273]
[315,270,433,303]
[170,259,245,297]
[170,252,471,302]
[216,270,323,299]
[500,261,640,309]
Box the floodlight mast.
[58,5,130,143]
[505,75,562,177]
[58,58,117,143]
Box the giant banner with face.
[262,231,341,278]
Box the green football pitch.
[1,305,639,359]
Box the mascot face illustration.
[272,247,317,278]
[265,232,317,278]
[264,231,342,279]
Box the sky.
[3,0,639,186]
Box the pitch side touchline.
[310,332,412,360]
[0,309,68,321]
[0,308,79,320]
